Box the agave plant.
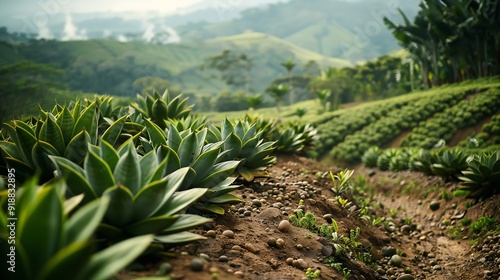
[50,140,211,243]
[458,151,500,198]
[431,149,470,180]
[362,146,380,168]
[208,119,277,181]
[140,120,243,214]
[0,177,153,280]
[411,149,437,175]
[0,101,127,184]
[272,122,319,153]
[131,90,193,129]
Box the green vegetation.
[385,0,500,88]
[0,92,316,279]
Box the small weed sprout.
[304,268,321,279]
[330,169,354,196]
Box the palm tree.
[267,84,290,117]
[281,59,296,104]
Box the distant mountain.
[176,0,420,62]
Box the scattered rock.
[244,243,258,254]
[397,274,415,280]
[198,253,210,261]
[429,201,440,211]
[292,258,308,269]
[222,230,235,239]
[278,220,291,232]
[218,255,229,263]
[252,199,262,207]
[206,230,216,238]
[157,262,172,275]
[382,246,397,257]
[390,254,403,267]
[190,258,204,272]
[321,245,333,257]
[234,271,245,278]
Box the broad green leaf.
[132,179,171,222]
[114,144,141,195]
[32,140,59,179]
[37,240,93,280]
[64,130,90,165]
[197,204,225,215]
[178,132,197,166]
[85,150,115,197]
[64,194,84,215]
[150,167,190,216]
[99,140,119,171]
[193,161,239,189]
[50,156,96,201]
[103,185,134,227]
[162,214,212,234]
[139,150,159,186]
[65,196,110,245]
[39,113,65,155]
[15,123,37,165]
[56,106,75,146]
[157,145,181,176]
[191,147,220,183]
[160,188,207,216]
[125,216,179,236]
[81,235,153,280]
[72,102,98,143]
[18,186,63,277]
[101,115,127,147]
[238,166,254,181]
[154,232,206,244]
[144,118,166,147]
[221,119,233,139]
[224,133,242,160]
[208,193,243,204]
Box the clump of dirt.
[118,155,500,280]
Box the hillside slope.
[0,33,349,96]
[177,0,420,62]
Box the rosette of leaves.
[362,146,380,168]
[208,119,277,181]
[431,149,470,180]
[140,120,242,214]
[50,140,211,243]
[411,149,438,175]
[0,101,127,184]
[0,177,153,280]
[131,90,193,129]
[458,151,500,198]
[376,149,399,171]
[389,149,410,171]
[273,123,319,153]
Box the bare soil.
[119,155,500,280]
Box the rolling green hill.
[0,32,349,97]
[177,0,420,62]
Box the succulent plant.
[431,149,470,180]
[208,119,277,181]
[0,101,126,184]
[362,146,380,168]
[140,120,243,214]
[50,140,211,243]
[132,90,193,129]
[458,151,500,198]
[0,177,153,280]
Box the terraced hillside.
[208,78,500,165]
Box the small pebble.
[199,253,210,261]
[397,274,415,280]
[190,258,204,272]
[206,230,216,238]
[278,220,291,232]
[429,201,440,211]
[218,255,229,262]
[222,230,235,238]
[234,271,244,278]
[157,262,172,275]
[244,243,258,254]
[390,254,402,267]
